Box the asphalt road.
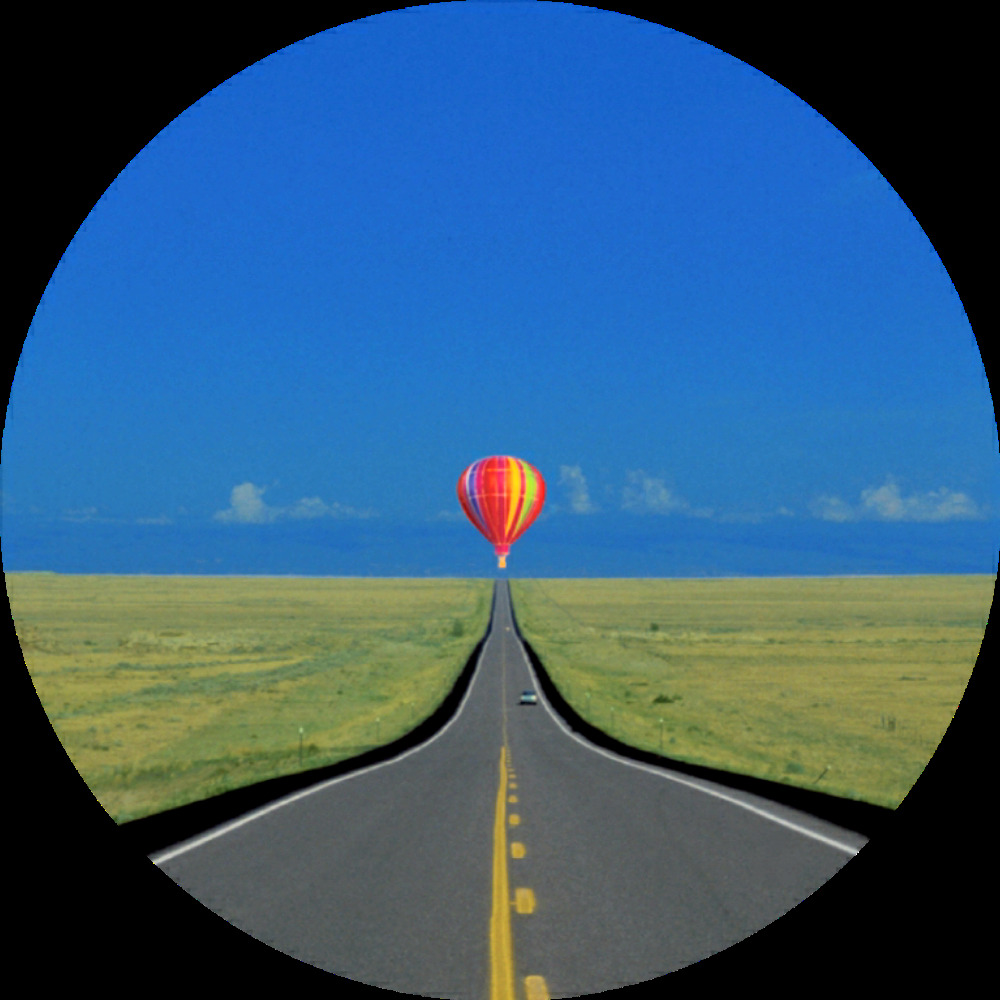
[153,581,865,998]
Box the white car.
[519,690,538,705]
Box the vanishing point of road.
[153,581,865,998]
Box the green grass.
[12,571,993,819]
[9,573,491,822]
[509,575,993,808]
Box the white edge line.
[154,588,862,866]
[151,631,492,866]
[515,639,864,857]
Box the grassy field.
[509,575,994,808]
[9,573,492,823]
[11,571,993,821]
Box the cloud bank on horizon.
[213,483,376,525]
[202,468,990,531]
[549,469,989,524]
[809,478,986,524]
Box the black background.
[7,6,994,994]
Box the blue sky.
[3,3,997,577]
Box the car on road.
[519,690,538,705]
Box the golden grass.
[509,576,994,808]
[9,573,491,822]
[12,571,992,819]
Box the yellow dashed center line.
[513,888,536,914]
[525,976,550,1000]
[495,610,547,1000]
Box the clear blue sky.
[3,3,997,576]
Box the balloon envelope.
[457,456,546,568]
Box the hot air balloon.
[457,456,546,569]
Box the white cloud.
[61,506,105,523]
[432,509,466,522]
[809,494,856,523]
[285,496,373,520]
[621,470,712,517]
[714,506,797,524]
[214,483,275,524]
[811,478,986,522]
[58,506,174,525]
[214,483,374,524]
[559,465,598,513]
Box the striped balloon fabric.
[457,456,546,568]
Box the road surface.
[154,581,865,998]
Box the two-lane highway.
[154,581,865,998]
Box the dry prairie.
[509,575,993,807]
[9,573,491,822]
